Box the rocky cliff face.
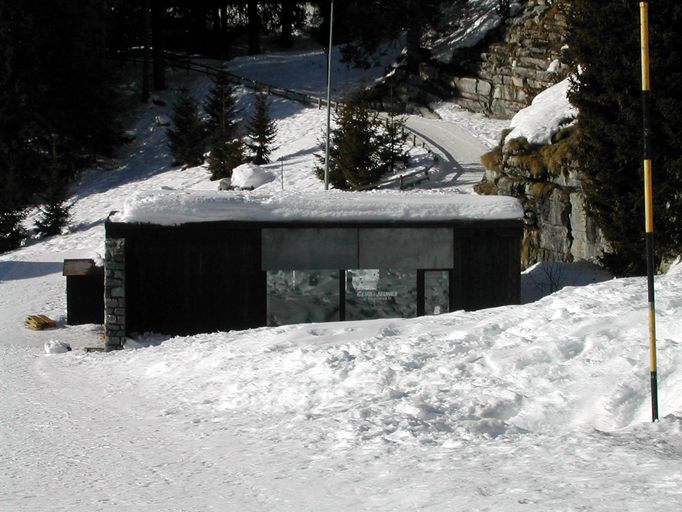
[445,0,572,119]
[449,0,608,267]
[476,129,609,268]
[372,0,606,267]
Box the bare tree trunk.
[280,0,294,48]
[248,0,260,55]
[219,3,230,60]
[152,0,166,90]
[403,0,428,74]
[142,0,151,102]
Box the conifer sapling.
[246,92,278,165]
[168,89,206,167]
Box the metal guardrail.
[119,51,344,110]
[117,52,436,146]
[352,165,434,191]
[116,51,438,188]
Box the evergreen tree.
[0,167,27,253]
[168,89,206,166]
[569,0,682,274]
[204,71,240,137]
[35,163,72,238]
[377,114,410,174]
[205,71,244,179]
[207,138,245,181]
[30,1,118,157]
[315,101,389,189]
[0,0,119,251]
[341,1,460,72]
[246,93,278,165]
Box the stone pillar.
[104,238,126,351]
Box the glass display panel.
[424,270,450,315]
[345,269,417,321]
[267,270,340,326]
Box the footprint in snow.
[378,326,400,337]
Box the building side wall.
[104,238,126,350]
[123,226,266,336]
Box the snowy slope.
[2,263,681,510]
[1,40,681,512]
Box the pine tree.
[315,101,388,189]
[0,168,27,253]
[377,114,409,175]
[569,0,682,274]
[205,71,243,179]
[246,93,277,165]
[204,71,240,136]
[168,89,206,166]
[35,152,72,238]
[341,0,456,71]
[207,138,245,181]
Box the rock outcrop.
[444,0,572,118]
[476,129,609,268]
[450,0,609,267]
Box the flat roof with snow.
[103,188,523,343]
[109,189,524,226]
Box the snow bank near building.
[111,263,682,446]
[504,77,577,145]
[110,189,523,225]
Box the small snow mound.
[44,340,72,354]
[231,163,275,189]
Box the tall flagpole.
[324,0,335,190]
[639,0,659,422]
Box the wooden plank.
[25,314,58,330]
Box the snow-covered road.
[405,115,489,189]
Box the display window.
[266,270,340,326]
[266,268,451,326]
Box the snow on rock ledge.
[504,77,577,146]
[109,189,523,226]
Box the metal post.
[324,0,335,190]
[640,0,659,422]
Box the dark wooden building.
[103,191,523,349]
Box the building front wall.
[121,225,266,336]
[105,220,521,337]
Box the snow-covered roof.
[109,189,523,226]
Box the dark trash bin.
[63,259,104,325]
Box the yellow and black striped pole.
[640,0,659,422]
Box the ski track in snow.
[2,40,682,511]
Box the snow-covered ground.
[2,41,681,511]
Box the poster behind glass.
[345,269,417,321]
[267,270,339,326]
[424,270,450,315]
